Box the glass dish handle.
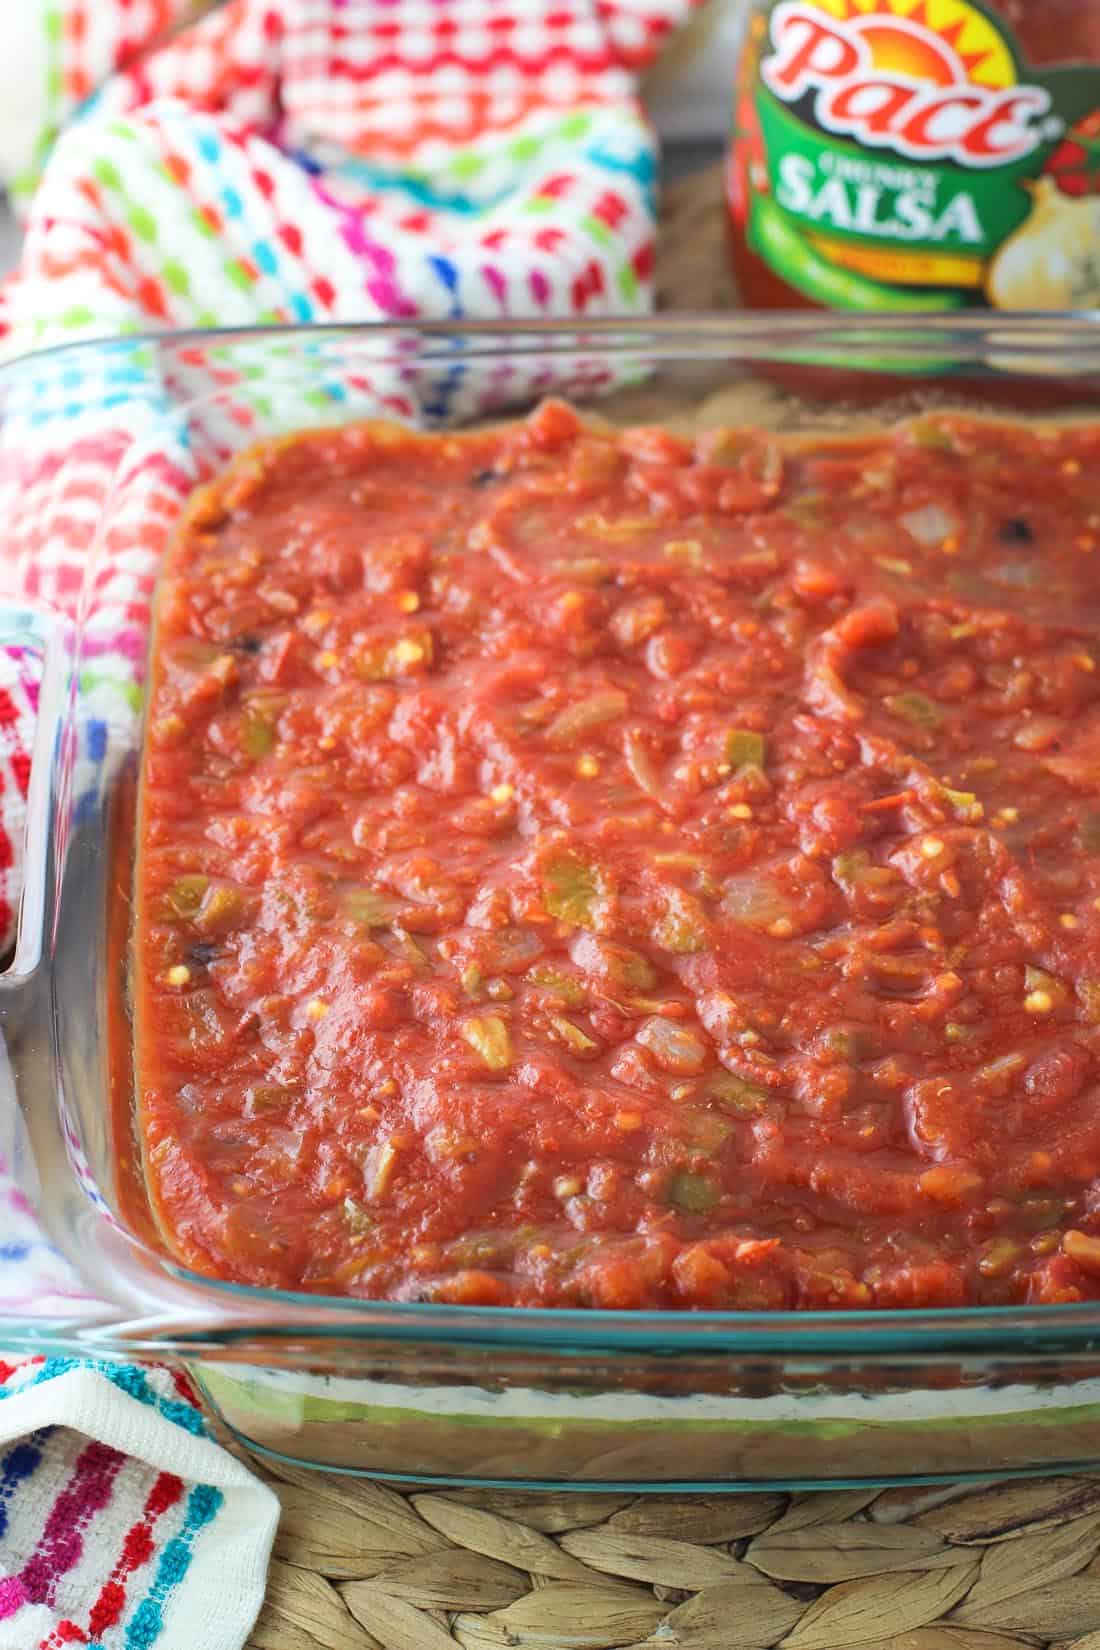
[0,602,71,1002]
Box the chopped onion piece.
[460,1015,513,1070]
[637,1016,708,1074]
[545,690,628,750]
[723,870,792,931]
[901,503,957,546]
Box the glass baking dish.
[6,314,1100,1492]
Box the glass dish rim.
[9,310,1100,1360]
[5,308,1100,378]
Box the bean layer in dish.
[135,401,1100,1310]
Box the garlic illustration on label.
[988,176,1100,309]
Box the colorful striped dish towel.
[0,1360,278,1650]
[0,4,699,1646]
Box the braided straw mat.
[240,166,1100,1650]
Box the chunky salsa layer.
[135,401,1100,1310]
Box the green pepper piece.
[163,873,209,921]
[356,629,434,681]
[1080,811,1100,855]
[942,788,981,823]
[548,1014,600,1056]
[909,421,957,452]
[978,1237,1023,1278]
[725,729,767,773]
[542,850,606,930]
[240,707,276,758]
[668,1171,720,1213]
[460,1015,513,1071]
[686,1111,734,1152]
[653,886,707,954]
[820,1027,868,1061]
[948,570,995,600]
[1017,1196,1068,1232]
[526,964,587,1007]
[832,850,870,892]
[608,945,658,990]
[885,692,942,730]
[785,492,824,528]
[945,1022,983,1044]
[344,889,401,929]
[1025,966,1068,1010]
[1078,981,1100,1025]
[707,1072,769,1115]
[195,882,245,935]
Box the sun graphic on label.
[809,0,1017,90]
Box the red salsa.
[135,402,1100,1310]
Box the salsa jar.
[727,0,1100,313]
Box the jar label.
[731,0,1100,310]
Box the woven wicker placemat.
[244,1466,1100,1649]
[240,165,1100,1650]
